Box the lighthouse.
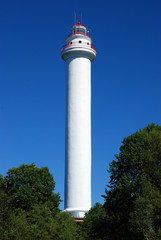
[61,21,96,219]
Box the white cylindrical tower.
[61,21,96,219]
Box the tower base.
[64,208,89,218]
[75,218,84,223]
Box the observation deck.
[61,42,96,52]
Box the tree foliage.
[0,164,78,240]
[103,123,161,240]
[80,203,108,240]
[2,206,78,240]
[2,163,60,212]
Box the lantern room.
[71,22,89,36]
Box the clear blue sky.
[0,0,161,210]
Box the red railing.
[61,42,96,52]
[67,32,90,38]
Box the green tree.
[3,205,78,240]
[52,212,78,240]
[104,123,161,240]
[2,163,60,212]
[0,164,79,240]
[0,176,12,237]
[80,203,108,240]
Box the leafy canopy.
[104,123,161,240]
[0,164,78,240]
[2,163,60,211]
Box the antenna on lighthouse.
[74,11,76,25]
[76,14,81,24]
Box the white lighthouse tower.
[61,21,96,219]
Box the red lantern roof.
[73,22,84,28]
